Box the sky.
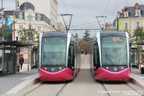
[0,0,144,38]
[58,0,144,38]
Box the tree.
[83,30,90,41]
[78,38,94,52]
[133,26,144,70]
[78,39,84,50]
[123,29,132,38]
[18,24,39,71]
[0,8,16,39]
[133,26,144,42]
[18,24,39,43]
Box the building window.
[19,13,23,19]
[19,25,23,29]
[125,23,128,29]
[137,11,139,16]
[37,26,41,31]
[124,12,128,17]
[135,10,141,16]
[27,15,32,21]
[136,22,139,28]
[37,14,41,21]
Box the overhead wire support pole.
[96,16,102,30]
[61,14,73,33]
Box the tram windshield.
[41,37,67,66]
[101,37,127,65]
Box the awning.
[0,41,34,47]
[134,41,144,45]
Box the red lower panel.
[94,68,131,81]
[38,68,74,81]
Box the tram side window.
[68,45,74,66]
[94,44,100,66]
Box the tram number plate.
[114,67,118,71]
[51,68,55,71]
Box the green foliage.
[83,30,90,41]
[133,26,144,42]
[0,8,16,38]
[123,29,132,38]
[18,24,39,43]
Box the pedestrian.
[85,51,87,55]
[19,57,24,70]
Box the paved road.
[2,55,144,96]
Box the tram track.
[100,81,144,96]
[21,81,68,96]
[100,83,111,96]
[56,83,67,96]
[23,83,43,96]
[125,82,144,96]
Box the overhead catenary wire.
[102,0,110,16]
[71,18,113,29]
[97,0,110,29]
[110,0,120,20]
[62,0,69,14]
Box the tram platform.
[130,68,144,88]
[0,63,39,95]
[0,64,144,95]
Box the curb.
[129,77,144,88]
[6,74,39,94]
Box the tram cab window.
[94,44,100,67]
[68,44,74,67]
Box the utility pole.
[117,17,118,30]
[96,16,107,31]
[1,0,4,41]
[1,0,3,23]
[61,14,73,33]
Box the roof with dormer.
[119,4,144,18]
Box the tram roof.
[42,31,67,38]
[0,41,34,47]
[100,30,126,37]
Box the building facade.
[4,0,59,62]
[18,0,58,29]
[117,3,144,36]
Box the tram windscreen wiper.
[118,59,120,65]
[105,54,114,65]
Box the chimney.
[117,11,121,15]
[117,11,121,18]
[105,23,109,28]
[135,3,139,10]
[122,9,125,13]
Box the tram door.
[31,49,38,69]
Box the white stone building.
[18,0,58,29]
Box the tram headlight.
[59,67,62,70]
[106,67,109,70]
[44,67,47,70]
[121,66,124,70]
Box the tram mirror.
[129,43,131,47]
[70,41,73,45]
[94,41,97,45]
